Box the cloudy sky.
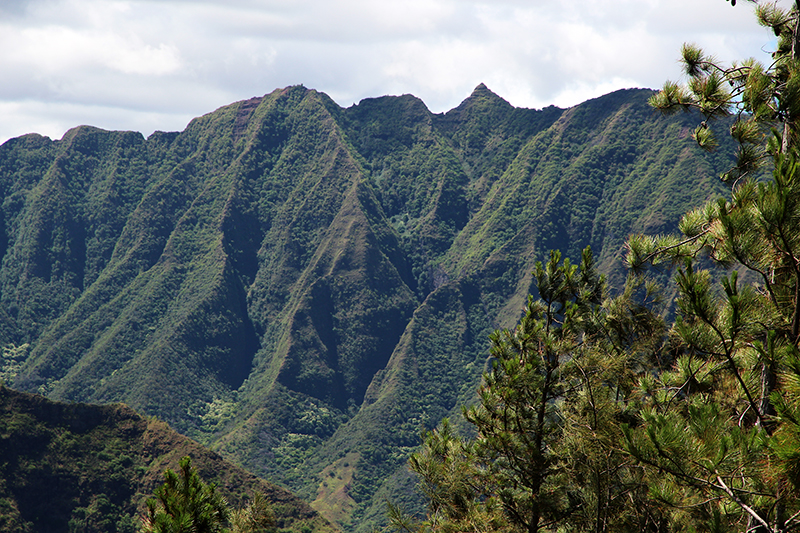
[0,0,780,144]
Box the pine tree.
[461,249,603,533]
[141,456,231,533]
[395,248,667,533]
[556,276,668,533]
[229,493,277,533]
[624,148,800,533]
[624,2,800,532]
[647,1,800,173]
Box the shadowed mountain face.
[0,385,337,533]
[0,84,730,531]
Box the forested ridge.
[0,78,737,530]
[0,385,336,532]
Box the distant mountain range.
[0,84,732,531]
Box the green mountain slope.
[0,384,336,533]
[0,84,731,531]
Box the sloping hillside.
[0,84,731,530]
[0,385,337,532]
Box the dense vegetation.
[391,2,800,533]
[0,384,335,533]
[0,80,735,530]
[142,456,279,533]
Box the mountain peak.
[461,83,511,109]
[468,82,503,102]
[437,83,514,129]
[471,82,490,94]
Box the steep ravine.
[0,84,731,531]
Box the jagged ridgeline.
[0,84,731,531]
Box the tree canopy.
[142,456,231,533]
[141,456,276,533]
[392,249,668,533]
[394,2,800,533]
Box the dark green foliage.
[143,456,230,533]
[0,385,145,533]
[396,248,668,533]
[619,4,800,532]
[0,84,735,531]
[622,143,800,533]
[0,385,336,533]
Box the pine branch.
[715,475,773,533]
[783,506,800,530]
[773,221,800,343]
[666,357,714,406]
[692,308,771,431]
[629,228,711,268]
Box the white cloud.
[9,25,181,76]
[0,0,785,144]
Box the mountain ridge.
[0,383,337,532]
[0,84,732,531]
